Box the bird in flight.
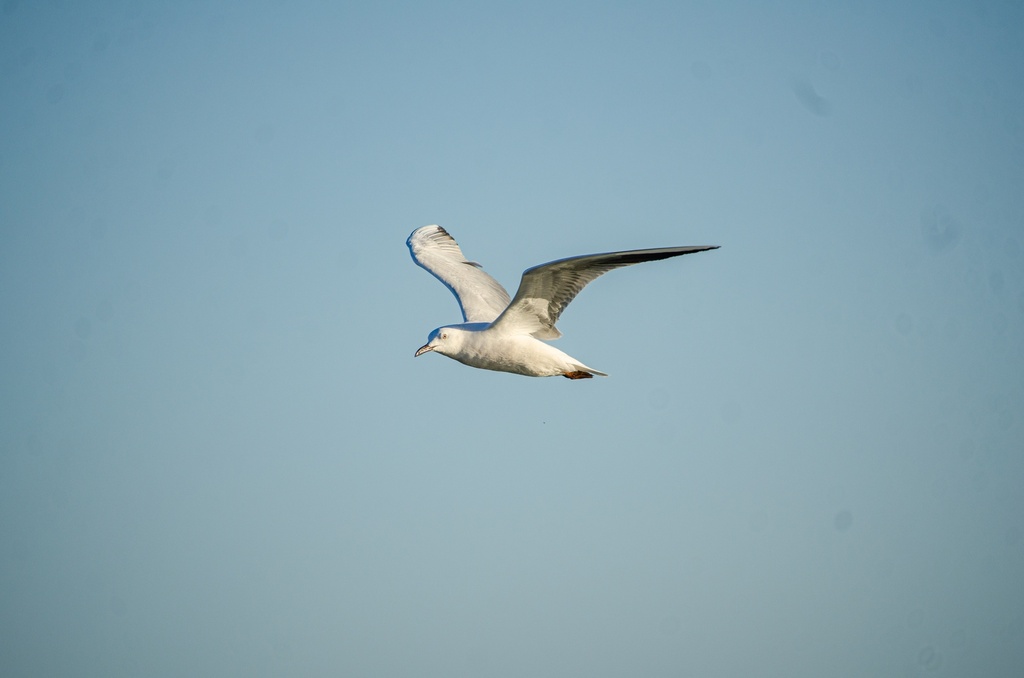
[407,225,718,379]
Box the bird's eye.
[441,332,448,340]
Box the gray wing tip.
[524,244,719,273]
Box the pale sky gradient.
[2,2,1023,676]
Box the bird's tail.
[564,363,608,379]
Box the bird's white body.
[407,225,717,379]
[421,323,606,378]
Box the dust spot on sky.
[743,126,764,146]
[204,204,223,226]
[942,317,960,341]
[245,306,266,330]
[156,158,175,182]
[1004,110,1023,144]
[90,218,106,240]
[902,74,923,97]
[988,270,1004,297]
[957,439,975,459]
[18,47,35,67]
[895,312,913,336]
[659,614,682,635]
[62,63,82,86]
[721,399,742,424]
[92,32,110,55]
[820,51,840,71]
[995,404,1013,430]
[75,317,92,340]
[834,509,852,532]
[109,591,126,616]
[254,123,276,144]
[648,387,670,410]
[917,644,942,671]
[927,17,948,39]
[269,218,289,241]
[1003,235,1021,258]
[920,206,962,253]
[96,299,113,323]
[46,84,65,104]
[991,312,1008,336]
[874,558,894,580]
[229,236,248,258]
[69,339,87,362]
[791,79,832,117]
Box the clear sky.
[2,1,1022,676]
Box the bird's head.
[415,326,456,357]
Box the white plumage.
[407,225,718,379]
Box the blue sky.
[2,1,1022,676]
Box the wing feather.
[491,245,719,339]
[407,225,512,322]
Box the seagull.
[407,225,718,379]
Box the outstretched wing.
[491,245,719,339]
[407,225,512,322]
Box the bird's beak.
[414,344,433,357]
